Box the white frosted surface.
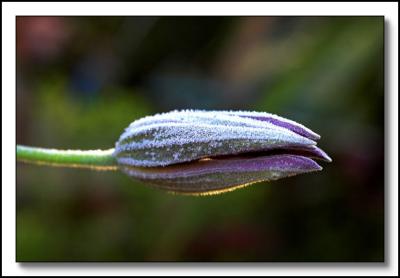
[114,110,319,167]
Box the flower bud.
[113,110,331,195]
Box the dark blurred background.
[16,16,384,262]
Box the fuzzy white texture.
[114,110,320,167]
[123,110,319,137]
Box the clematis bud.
[113,110,331,195]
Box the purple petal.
[115,120,316,167]
[120,155,322,195]
[279,145,332,162]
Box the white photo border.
[2,2,398,276]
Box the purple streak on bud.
[228,111,321,141]
[279,145,332,162]
[119,154,322,195]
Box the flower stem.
[16,145,118,171]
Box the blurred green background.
[16,16,384,262]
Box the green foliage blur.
[16,16,384,262]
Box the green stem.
[16,145,118,171]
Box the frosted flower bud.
[113,110,331,195]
